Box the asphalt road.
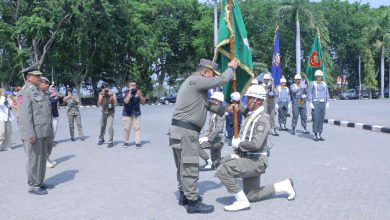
[0,103,389,220]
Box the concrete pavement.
[0,104,389,219]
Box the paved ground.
[0,103,389,220]
[326,99,390,127]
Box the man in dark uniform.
[169,58,238,214]
[18,65,54,195]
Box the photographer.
[122,81,144,148]
[64,89,84,141]
[97,83,117,148]
[0,89,15,151]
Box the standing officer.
[169,58,238,214]
[97,83,117,148]
[290,74,309,135]
[261,74,278,136]
[217,84,296,212]
[18,65,53,195]
[309,70,330,141]
[64,89,84,141]
[275,77,291,131]
[38,77,56,168]
[199,91,226,171]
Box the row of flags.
[213,0,325,102]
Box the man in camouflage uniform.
[169,58,238,214]
[217,84,296,212]
[18,65,54,195]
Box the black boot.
[179,191,202,206]
[291,128,296,135]
[187,198,214,214]
[271,129,279,136]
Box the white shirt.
[0,96,15,121]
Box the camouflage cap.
[199,58,220,75]
[21,64,43,76]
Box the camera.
[131,89,137,96]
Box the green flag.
[306,32,325,81]
[213,0,254,103]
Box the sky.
[199,0,390,8]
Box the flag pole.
[228,0,238,139]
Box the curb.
[322,118,390,134]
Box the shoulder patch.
[256,122,266,133]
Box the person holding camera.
[97,84,117,148]
[0,89,15,152]
[64,89,84,141]
[122,81,145,148]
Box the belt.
[313,99,325,103]
[171,119,201,132]
[241,151,268,159]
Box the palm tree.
[371,9,390,98]
[278,0,314,75]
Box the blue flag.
[271,29,282,86]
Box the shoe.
[302,128,310,134]
[123,142,129,148]
[80,137,85,141]
[271,129,279,136]
[28,188,48,195]
[187,199,214,214]
[40,184,55,190]
[314,133,319,142]
[279,126,283,131]
[71,138,75,141]
[136,143,141,149]
[97,139,104,145]
[291,129,296,135]
[224,190,251,212]
[46,160,55,168]
[283,124,289,131]
[179,191,202,206]
[319,133,325,141]
[107,143,114,148]
[273,178,296,201]
[47,157,57,166]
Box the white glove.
[269,91,274,97]
[199,137,209,144]
[275,104,279,109]
[230,154,240,159]
[326,102,330,109]
[310,103,315,109]
[231,138,241,149]
[301,94,307,99]
[288,103,291,109]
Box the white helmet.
[230,92,241,102]
[294,74,302,80]
[263,74,271,80]
[280,78,287,83]
[314,70,323,77]
[251,79,258,85]
[245,85,266,100]
[210,91,224,102]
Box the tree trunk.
[381,45,385,98]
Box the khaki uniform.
[263,83,276,129]
[290,83,309,130]
[169,68,234,201]
[199,113,225,166]
[63,95,83,139]
[217,109,276,202]
[99,95,115,143]
[18,82,53,190]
